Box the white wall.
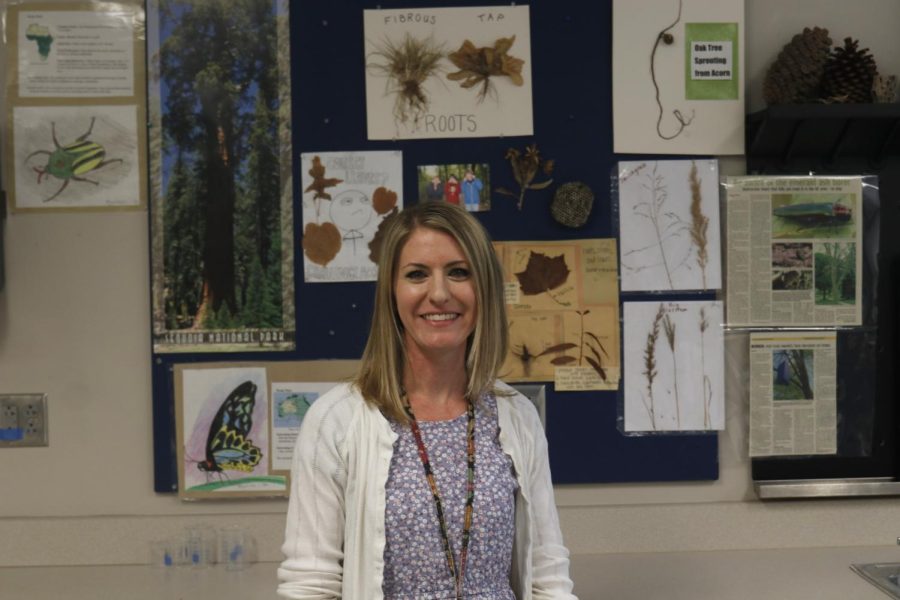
[2,0,900,569]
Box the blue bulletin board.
[151,0,717,492]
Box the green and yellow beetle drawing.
[25,117,123,202]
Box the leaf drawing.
[514,251,570,300]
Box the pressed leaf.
[586,332,609,357]
[514,251,570,295]
[528,180,554,191]
[304,156,343,200]
[538,342,578,356]
[368,207,399,263]
[302,222,341,266]
[372,186,398,215]
[551,355,578,366]
[585,356,608,381]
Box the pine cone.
[821,37,878,103]
[763,27,832,105]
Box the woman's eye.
[449,267,471,279]
[404,269,427,281]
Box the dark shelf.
[747,104,900,173]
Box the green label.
[684,23,739,100]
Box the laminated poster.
[725,176,863,327]
[749,332,837,457]
[618,159,722,292]
[148,0,295,353]
[494,239,620,391]
[623,300,725,432]
[270,381,334,473]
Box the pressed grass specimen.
[662,311,681,428]
[688,161,710,289]
[699,306,713,429]
[641,303,666,430]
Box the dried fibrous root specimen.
[368,34,444,127]
[496,143,554,211]
[447,35,525,102]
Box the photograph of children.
[417,163,491,212]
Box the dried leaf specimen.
[496,143,554,210]
[368,34,444,127]
[447,35,525,102]
[514,251,570,299]
[368,206,400,264]
[304,156,343,200]
[372,186,398,215]
[302,222,341,266]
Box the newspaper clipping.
[726,176,863,327]
[749,332,837,457]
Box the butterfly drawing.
[195,380,262,474]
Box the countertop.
[3,546,900,599]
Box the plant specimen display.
[367,33,445,129]
[618,160,721,292]
[650,0,693,140]
[496,143,554,211]
[300,151,402,282]
[446,35,525,102]
[363,6,534,140]
[623,301,724,432]
[612,0,744,155]
[495,239,620,388]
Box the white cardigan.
[277,381,578,600]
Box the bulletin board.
[151,0,717,493]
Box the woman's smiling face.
[394,227,477,360]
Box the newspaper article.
[749,332,837,457]
[726,176,863,327]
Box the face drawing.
[330,189,373,234]
[394,227,477,360]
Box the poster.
[148,0,295,352]
[12,105,141,208]
[494,239,620,390]
[300,151,403,282]
[612,0,744,154]
[15,7,136,98]
[725,176,863,327]
[364,6,533,140]
[270,381,333,473]
[623,300,725,432]
[177,366,287,499]
[5,1,147,211]
[618,159,722,291]
[749,332,837,456]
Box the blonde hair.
[354,202,508,422]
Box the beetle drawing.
[25,117,123,202]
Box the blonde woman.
[278,201,576,599]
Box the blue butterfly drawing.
[195,380,262,474]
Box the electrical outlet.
[0,394,48,447]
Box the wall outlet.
[0,394,48,447]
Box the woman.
[278,202,577,599]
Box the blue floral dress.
[383,395,518,599]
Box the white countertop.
[2,546,899,599]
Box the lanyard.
[404,400,476,600]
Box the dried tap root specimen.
[447,35,525,102]
[368,34,444,127]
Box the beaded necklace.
[404,399,476,600]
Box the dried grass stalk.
[688,162,710,289]
[662,312,681,428]
[641,304,666,430]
